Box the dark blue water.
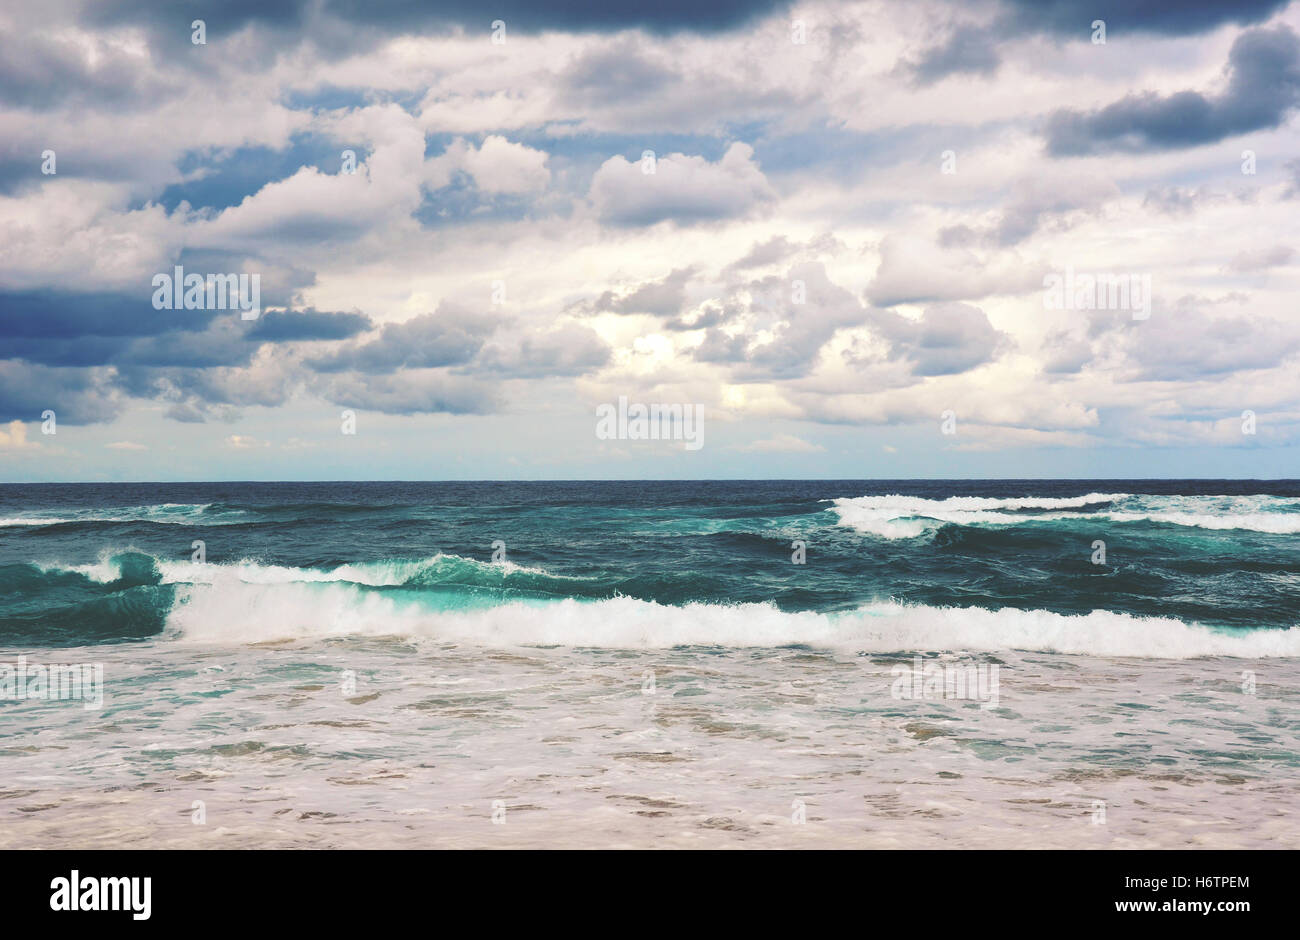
[2,480,1298,647]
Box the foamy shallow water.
[2,636,1297,849]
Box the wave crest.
[163,586,1300,658]
[831,493,1300,538]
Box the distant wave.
[0,504,241,528]
[831,493,1300,538]
[1086,510,1300,534]
[35,550,590,589]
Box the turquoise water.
[1,480,1297,847]
[3,480,1300,647]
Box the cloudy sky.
[3,0,1300,481]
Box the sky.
[2,0,1300,481]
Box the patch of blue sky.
[142,134,372,213]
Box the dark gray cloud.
[1130,310,1300,380]
[81,0,1281,55]
[474,324,611,378]
[0,292,365,371]
[1226,244,1294,272]
[0,30,174,110]
[1143,185,1255,215]
[725,236,799,272]
[81,0,789,62]
[118,320,261,369]
[864,303,1010,376]
[0,290,378,424]
[721,233,843,274]
[245,309,372,341]
[665,300,736,332]
[907,24,1001,85]
[0,289,219,342]
[559,40,677,108]
[589,143,776,227]
[692,271,1008,381]
[308,304,502,373]
[907,0,1288,85]
[0,360,121,424]
[1284,157,1300,197]
[1004,0,1287,37]
[323,0,788,34]
[115,361,296,415]
[937,225,980,249]
[1045,25,1300,155]
[164,401,209,423]
[590,267,695,317]
[980,177,1117,246]
[315,372,499,416]
[689,263,869,379]
[1040,329,1095,374]
[85,0,307,36]
[1142,186,1205,215]
[692,326,752,364]
[2,335,133,368]
[740,278,865,378]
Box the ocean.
[2,479,1298,848]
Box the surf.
[830,492,1300,538]
[161,582,1300,658]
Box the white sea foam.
[833,493,1130,512]
[157,553,570,587]
[831,492,1300,538]
[1092,510,1300,534]
[36,553,134,583]
[0,504,224,527]
[830,492,1125,538]
[164,583,1300,658]
[37,550,561,587]
[157,557,432,586]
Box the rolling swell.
[5,552,632,644]
[1,481,1298,650]
[0,554,173,645]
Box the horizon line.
[3,477,1299,485]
